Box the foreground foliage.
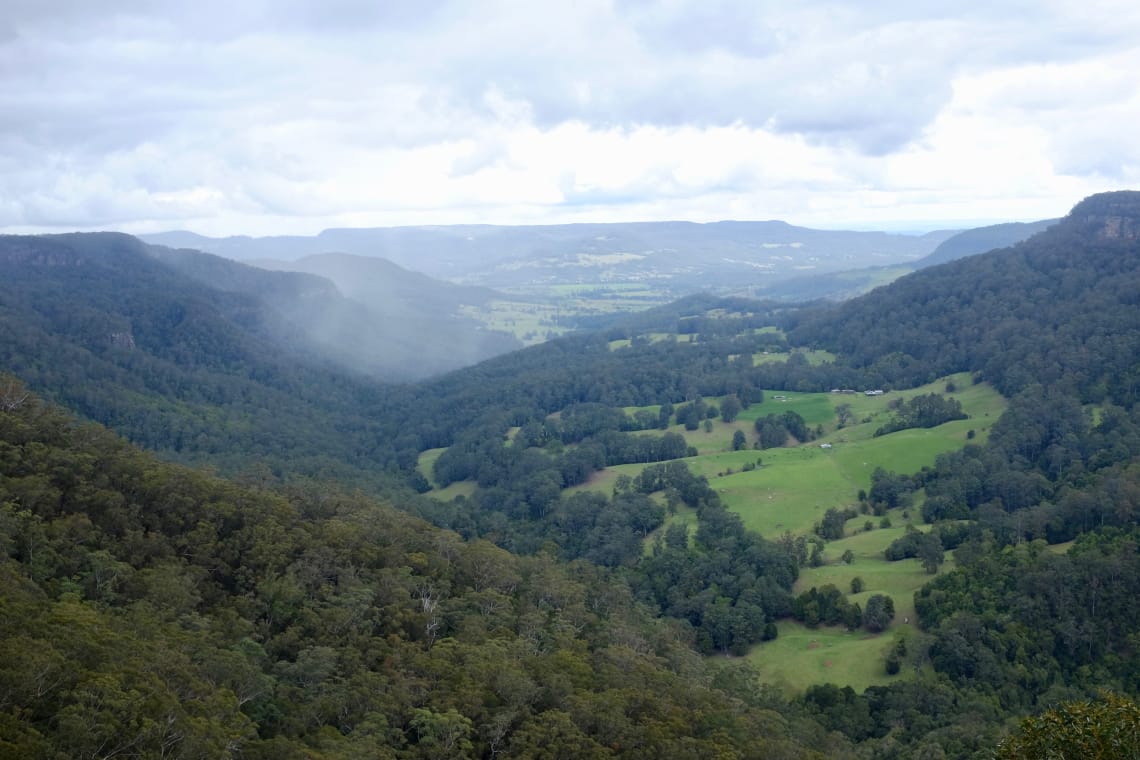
[995,692,1140,760]
[0,386,852,759]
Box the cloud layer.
[3,0,1139,234]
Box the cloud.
[0,0,1138,234]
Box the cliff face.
[1066,190,1140,240]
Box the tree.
[755,415,788,449]
[995,692,1140,760]
[917,533,945,574]
[842,549,855,565]
[721,395,742,423]
[410,708,474,760]
[732,430,747,451]
[850,577,864,594]
[863,594,895,632]
[835,403,854,428]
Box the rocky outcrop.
[1066,190,1140,240]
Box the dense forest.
[0,381,862,759]
[3,191,1140,757]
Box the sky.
[2,0,1139,237]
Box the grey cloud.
[7,0,1132,159]
[1,0,1138,232]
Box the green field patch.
[458,300,569,344]
[747,515,950,693]
[827,425,979,492]
[746,621,909,694]
[461,286,669,344]
[592,377,1004,539]
[608,338,632,350]
[417,447,446,487]
[1047,539,1076,555]
[703,449,857,535]
[418,447,481,500]
[564,462,649,497]
[736,392,835,427]
[795,529,954,627]
[644,332,696,343]
[675,419,755,455]
[433,480,478,500]
[752,349,835,366]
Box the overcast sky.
[2,1,1139,236]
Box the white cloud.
[0,0,1138,235]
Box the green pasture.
[701,449,856,535]
[736,392,836,427]
[426,373,1005,551]
[417,373,1000,696]
[747,515,948,693]
[747,620,914,694]
[417,447,479,499]
[461,287,667,344]
[838,266,912,290]
[544,282,661,297]
[457,300,569,344]
[417,447,446,487]
[676,419,756,455]
[560,375,1004,541]
[1047,539,1076,555]
[566,462,648,497]
[752,349,836,366]
[793,517,955,626]
[643,332,697,343]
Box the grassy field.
[746,510,949,692]
[421,373,998,693]
[746,620,914,693]
[416,447,479,499]
[459,286,668,345]
[559,374,1005,527]
[664,374,1006,535]
[752,349,837,366]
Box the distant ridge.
[914,218,1058,268]
[144,221,958,291]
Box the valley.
[1,191,1139,758]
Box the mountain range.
[143,221,961,294]
[144,216,1059,305]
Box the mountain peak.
[1066,190,1140,240]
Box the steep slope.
[0,384,855,759]
[913,218,1058,268]
[788,191,1140,405]
[0,232,403,479]
[737,219,1057,303]
[152,246,521,379]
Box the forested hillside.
[913,218,1057,268]
[0,232,519,388]
[788,191,1140,404]
[0,383,853,759]
[3,191,1140,757]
